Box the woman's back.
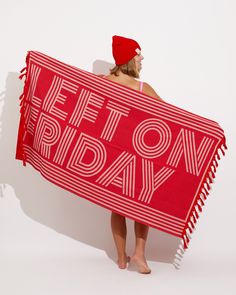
[102,74,161,100]
[103,74,144,93]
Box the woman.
[102,35,162,274]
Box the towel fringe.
[206,181,211,190]
[222,142,228,150]
[15,51,31,166]
[198,197,204,207]
[219,147,225,156]
[19,68,27,80]
[173,141,227,268]
[201,190,207,200]
[211,168,216,178]
[182,143,226,252]
[208,177,213,184]
[212,162,216,173]
[189,219,195,229]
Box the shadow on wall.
[92,59,113,76]
[0,65,182,269]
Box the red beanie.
[112,35,141,65]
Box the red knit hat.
[112,35,141,65]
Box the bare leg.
[130,221,151,274]
[110,211,130,269]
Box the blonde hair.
[109,58,139,78]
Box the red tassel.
[20,66,26,73]
[194,210,199,219]
[19,73,26,80]
[16,53,31,167]
[189,219,195,229]
[206,182,210,190]
[212,163,216,173]
[199,198,204,206]
[220,147,225,156]
[211,169,215,179]
[188,225,193,234]
[208,174,213,183]
[202,193,207,200]
[198,203,202,212]
[183,235,190,249]
[201,189,207,200]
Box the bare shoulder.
[143,82,163,101]
[97,74,115,81]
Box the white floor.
[1,184,235,295]
[1,254,235,295]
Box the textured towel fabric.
[16,51,227,251]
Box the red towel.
[16,51,227,251]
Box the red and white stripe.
[26,63,42,108]
[139,159,175,204]
[53,126,77,166]
[96,151,136,198]
[66,132,107,177]
[101,101,130,141]
[42,76,77,121]
[28,51,225,141]
[23,145,185,237]
[33,113,61,159]
[167,129,214,176]
[69,89,104,127]
[133,118,172,158]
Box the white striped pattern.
[28,52,225,140]
[139,159,175,204]
[196,136,215,174]
[23,145,185,236]
[133,118,172,158]
[42,76,77,121]
[101,101,130,142]
[96,151,136,198]
[69,89,104,127]
[24,102,39,135]
[19,51,225,240]
[25,64,41,107]
[100,112,121,141]
[33,113,61,159]
[106,101,130,115]
[90,93,106,108]
[32,96,42,108]
[53,126,77,166]
[66,132,107,177]
[167,129,215,176]
[28,107,39,135]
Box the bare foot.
[117,255,130,269]
[129,255,151,274]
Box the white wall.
[0,1,235,294]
